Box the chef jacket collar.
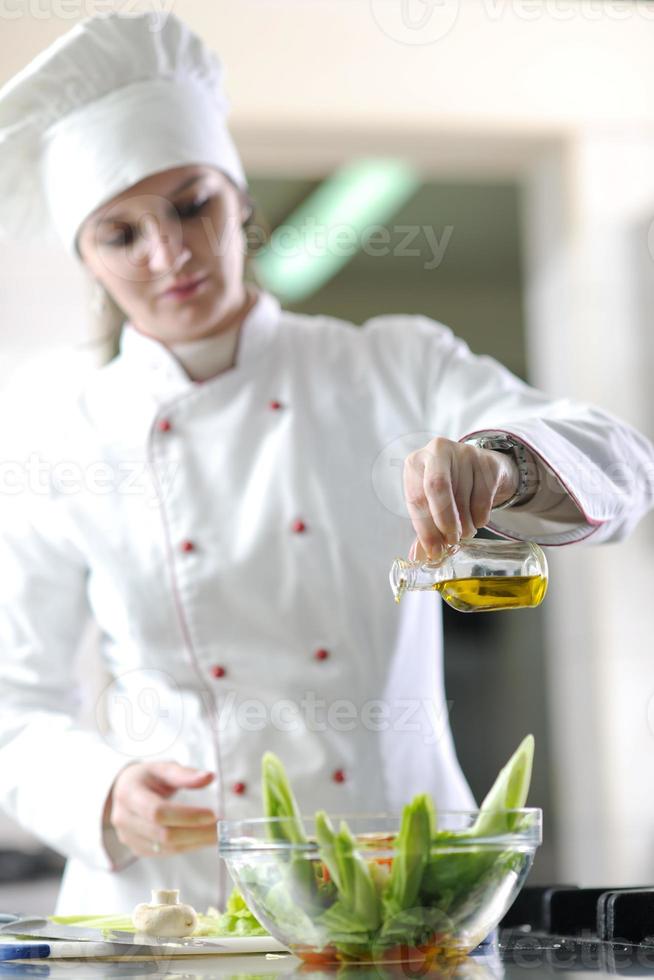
[118,288,281,401]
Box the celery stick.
[383,794,435,918]
[315,811,341,890]
[419,735,536,919]
[336,822,382,931]
[315,812,381,933]
[469,734,534,837]
[261,752,307,843]
[261,753,326,914]
[51,914,134,932]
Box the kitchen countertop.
[2,930,654,980]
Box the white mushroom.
[132,888,198,937]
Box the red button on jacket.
[211,665,226,679]
[180,540,195,553]
[232,781,247,795]
[332,769,346,784]
[292,520,307,534]
[314,648,330,661]
[157,418,172,432]
[269,400,283,411]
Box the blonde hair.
[88,277,127,366]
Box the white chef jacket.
[0,289,652,915]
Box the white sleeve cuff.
[460,425,607,546]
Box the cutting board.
[0,934,289,960]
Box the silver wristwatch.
[469,434,539,511]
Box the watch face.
[478,437,515,452]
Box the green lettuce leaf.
[261,751,307,844]
[204,888,268,936]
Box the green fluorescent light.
[254,158,419,304]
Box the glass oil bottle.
[389,539,548,613]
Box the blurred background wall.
[1,0,654,902]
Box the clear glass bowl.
[218,809,541,965]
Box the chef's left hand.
[403,436,519,559]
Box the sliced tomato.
[293,945,338,965]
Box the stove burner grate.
[501,885,654,945]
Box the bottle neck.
[389,555,454,601]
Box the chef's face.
[77,165,252,345]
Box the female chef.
[0,12,652,916]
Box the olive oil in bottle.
[389,541,548,613]
[434,574,547,612]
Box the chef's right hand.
[109,761,218,857]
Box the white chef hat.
[0,12,246,257]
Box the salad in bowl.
[218,735,541,964]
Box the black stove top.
[498,929,654,977]
[501,885,654,944]
[494,884,654,978]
